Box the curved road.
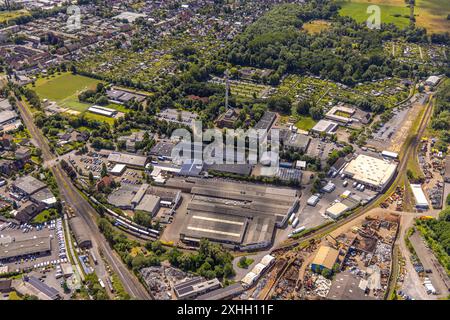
[15,97,151,300]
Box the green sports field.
[30,73,100,102]
[29,72,125,124]
[338,2,411,29]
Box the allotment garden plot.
[276,75,409,111]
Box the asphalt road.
[15,98,151,300]
[274,91,434,252]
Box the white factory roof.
[425,75,440,86]
[108,152,148,167]
[311,119,338,134]
[241,272,257,287]
[326,202,349,219]
[0,110,18,125]
[260,254,275,267]
[381,150,399,159]
[88,105,116,117]
[343,154,397,189]
[110,164,126,174]
[251,263,267,276]
[410,184,429,208]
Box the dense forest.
[431,80,450,152]
[226,1,429,85]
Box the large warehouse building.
[0,236,51,261]
[68,216,92,249]
[343,154,397,191]
[177,178,299,250]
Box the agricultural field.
[28,72,126,124]
[415,0,450,34]
[337,0,450,33]
[337,1,411,29]
[0,9,30,23]
[302,20,332,34]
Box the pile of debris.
[140,266,193,300]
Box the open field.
[0,9,30,23]
[338,0,450,33]
[302,20,332,34]
[30,73,101,101]
[415,0,450,34]
[338,1,411,29]
[295,116,317,131]
[28,72,124,124]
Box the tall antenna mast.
[225,69,230,109]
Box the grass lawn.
[84,112,116,125]
[337,0,450,33]
[338,1,411,29]
[295,116,317,131]
[31,209,59,224]
[29,72,126,125]
[237,257,254,269]
[0,9,30,23]
[8,291,22,300]
[30,72,101,102]
[302,20,332,34]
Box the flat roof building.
[284,132,311,152]
[12,175,47,196]
[325,105,355,124]
[410,184,429,209]
[311,120,338,135]
[174,277,222,300]
[110,164,126,176]
[343,154,397,191]
[135,194,160,216]
[69,216,92,249]
[0,236,51,260]
[311,246,339,273]
[179,178,298,250]
[0,110,18,126]
[254,111,276,132]
[425,75,440,87]
[108,152,148,169]
[326,202,349,220]
[88,105,118,118]
[196,282,244,300]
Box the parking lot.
[305,138,342,165]
[68,153,144,185]
[297,172,378,226]
[0,219,68,273]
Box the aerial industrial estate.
[0,0,449,304]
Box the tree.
[88,171,94,184]
[296,100,311,115]
[101,163,108,178]
[309,105,323,120]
